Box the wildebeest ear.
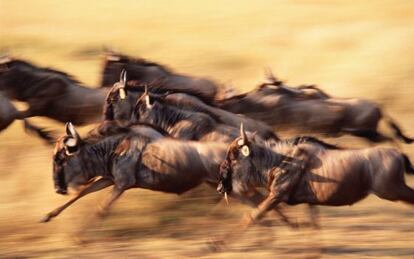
[65,122,80,141]
[241,145,250,157]
[64,137,79,156]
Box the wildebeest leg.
[15,109,36,119]
[96,186,125,218]
[396,185,414,205]
[23,119,56,144]
[308,205,320,229]
[40,178,113,223]
[74,187,125,241]
[209,189,288,251]
[342,128,392,143]
[385,117,414,144]
[241,191,299,228]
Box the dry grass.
[0,0,413,258]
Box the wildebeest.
[216,75,414,144]
[134,91,278,142]
[217,125,414,231]
[100,51,219,104]
[104,76,278,141]
[41,123,292,225]
[0,57,109,125]
[0,91,54,143]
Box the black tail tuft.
[402,153,414,175]
[23,120,56,145]
[387,118,414,144]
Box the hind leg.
[374,182,414,205]
[395,184,414,205]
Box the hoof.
[39,214,52,223]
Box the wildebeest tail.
[402,153,414,175]
[23,119,56,145]
[385,116,414,144]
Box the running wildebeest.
[0,90,54,143]
[217,125,414,232]
[104,75,278,141]
[100,51,220,104]
[216,75,414,144]
[41,123,294,225]
[0,57,109,125]
[134,90,278,142]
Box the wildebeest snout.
[217,160,232,194]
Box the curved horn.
[118,69,127,99]
[240,123,247,144]
[120,69,127,86]
[65,122,80,141]
[145,94,152,109]
[144,84,149,95]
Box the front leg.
[242,191,282,228]
[237,190,299,228]
[96,186,125,218]
[16,109,36,119]
[40,178,113,223]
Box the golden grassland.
[0,0,413,258]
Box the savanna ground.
[1,0,414,258]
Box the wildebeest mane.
[85,121,169,144]
[151,93,223,123]
[127,80,217,105]
[106,52,173,74]
[278,136,341,150]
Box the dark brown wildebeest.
[41,123,295,225]
[134,90,278,143]
[0,57,109,126]
[216,75,414,144]
[100,51,220,104]
[104,77,278,141]
[0,91,54,142]
[217,125,414,234]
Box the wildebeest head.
[217,124,258,196]
[134,88,166,124]
[0,56,15,91]
[101,51,170,87]
[104,70,141,122]
[52,122,89,195]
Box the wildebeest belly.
[136,167,206,194]
[138,142,212,194]
[288,151,371,206]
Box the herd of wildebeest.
[0,51,413,245]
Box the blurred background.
[0,0,413,258]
